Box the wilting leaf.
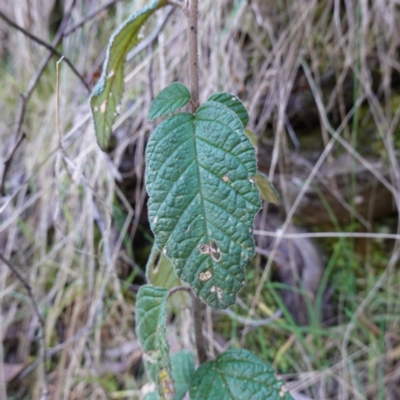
[90,0,167,150]
[189,348,293,400]
[149,82,191,120]
[146,101,260,308]
[244,128,258,148]
[254,171,279,205]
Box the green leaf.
[146,244,191,309]
[143,393,159,400]
[171,351,195,400]
[146,101,261,308]
[208,92,249,127]
[90,0,167,150]
[253,171,280,205]
[189,349,293,400]
[143,351,195,400]
[136,285,175,399]
[149,82,191,120]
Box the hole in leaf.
[199,244,209,254]
[209,240,221,261]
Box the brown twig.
[187,0,200,112]
[0,131,26,196]
[0,11,90,92]
[0,254,48,399]
[168,286,192,298]
[184,0,207,364]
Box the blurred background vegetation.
[0,0,399,399]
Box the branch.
[0,254,48,399]
[187,0,200,111]
[0,10,90,92]
[168,285,192,298]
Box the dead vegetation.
[0,0,400,399]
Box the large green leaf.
[189,349,293,400]
[208,92,249,127]
[90,0,167,150]
[146,244,191,309]
[149,82,191,120]
[146,101,261,308]
[136,285,175,399]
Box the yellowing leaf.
[90,0,168,150]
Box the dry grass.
[0,0,400,399]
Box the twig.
[0,131,26,196]
[0,254,48,399]
[187,0,200,111]
[184,0,206,364]
[1,2,80,195]
[0,10,90,92]
[168,286,192,298]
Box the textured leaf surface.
[136,285,175,399]
[208,92,249,127]
[143,393,159,400]
[146,101,260,308]
[146,245,191,309]
[143,351,195,400]
[254,171,279,205]
[90,0,167,150]
[171,351,195,400]
[149,82,191,120]
[189,349,293,400]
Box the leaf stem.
[186,0,199,112]
[184,0,206,364]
